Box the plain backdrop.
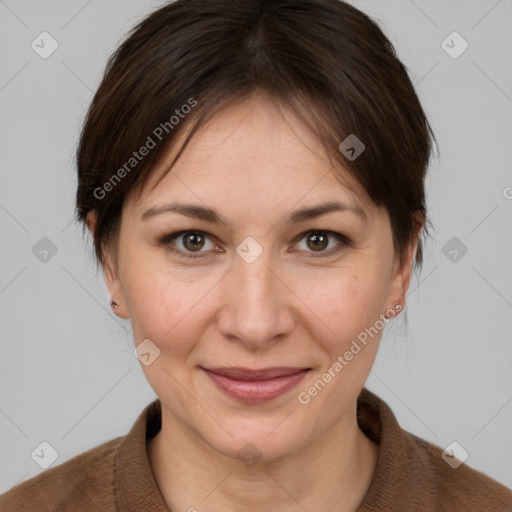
[1,0,511,493]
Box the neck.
[148,401,378,512]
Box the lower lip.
[202,369,310,404]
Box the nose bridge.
[237,244,274,301]
[218,239,293,347]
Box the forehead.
[127,95,374,217]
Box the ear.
[86,210,130,319]
[387,211,424,311]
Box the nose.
[216,245,295,350]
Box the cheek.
[292,269,386,420]
[122,241,391,362]
[298,266,389,344]
[122,258,219,353]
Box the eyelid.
[160,229,350,259]
[292,230,350,258]
[160,230,219,259]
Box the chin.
[202,415,308,465]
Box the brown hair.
[75,0,437,274]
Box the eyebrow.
[141,200,368,225]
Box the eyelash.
[159,230,351,260]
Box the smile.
[201,367,311,404]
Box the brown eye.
[295,230,350,257]
[182,232,205,252]
[160,229,350,260]
[160,230,217,259]
[306,231,329,251]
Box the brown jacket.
[1,388,511,511]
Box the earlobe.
[102,251,130,319]
[86,210,130,319]
[109,298,129,319]
[387,214,424,314]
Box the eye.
[294,230,350,257]
[159,229,350,260]
[160,230,219,259]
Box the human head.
[75,0,436,463]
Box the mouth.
[200,366,311,403]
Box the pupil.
[185,233,203,251]
[309,232,327,251]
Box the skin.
[86,92,422,512]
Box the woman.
[1,0,511,510]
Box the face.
[87,93,419,462]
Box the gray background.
[1,0,511,494]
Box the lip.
[201,366,311,403]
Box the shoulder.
[357,388,512,511]
[0,435,124,512]
[408,431,512,511]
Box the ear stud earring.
[384,301,403,319]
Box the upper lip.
[201,367,310,381]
